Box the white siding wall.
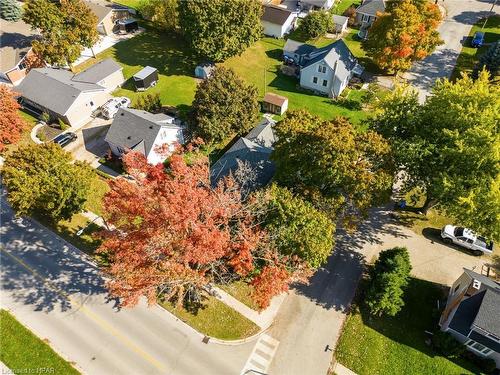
[65,90,111,128]
[262,21,284,38]
[300,62,334,96]
[97,70,125,92]
[146,127,184,165]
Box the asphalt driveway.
[66,117,111,166]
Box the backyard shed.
[332,15,348,33]
[133,66,158,91]
[194,63,215,79]
[117,18,138,33]
[262,92,288,115]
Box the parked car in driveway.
[471,31,485,48]
[101,97,131,119]
[53,132,77,148]
[441,225,494,255]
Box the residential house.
[283,39,316,65]
[355,0,386,38]
[439,269,500,367]
[0,19,39,85]
[85,0,132,36]
[17,58,124,127]
[262,92,288,115]
[285,39,363,97]
[332,15,349,33]
[300,0,335,11]
[105,108,184,165]
[211,118,276,191]
[261,5,296,38]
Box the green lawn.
[75,28,197,117]
[332,0,361,15]
[223,37,368,124]
[84,176,110,216]
[0,309,80,374]
[219,280,260,310]
[159,295,259,340]
[452,15,500,80]
[335,278,481,375]
[113,0,142,9]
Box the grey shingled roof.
[0,19,38,72]
[17,68,104,115]
[332,15,348,26]
[303,39,357,81]
[301,0,330,7]
[463,268,500,291]
[283,39,315,56]
[356,0,386,16]
[472,289,500,337]
[211,119,276,190]
[84,0,114,23]
[105,108,178,157]
[261,5,293,26]
[73,58,122,84]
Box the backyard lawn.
[0,309,80,374]
[452,15,500,80]
[76,28,369,125]
[332,0,361,15]
[335,278,481,375]
[113,0,142,9]
[160,295,259,340]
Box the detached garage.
[261,5,296,38]
[133,66,158,91]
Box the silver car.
[441,225,494,255]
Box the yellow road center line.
[0,247,167,372]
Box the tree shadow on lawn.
[356,276,480,373]
[113,30,198,77]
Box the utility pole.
[481,0,498,30]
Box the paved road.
[405,0,499,102]
[268,204,489,375]
[0,195,254,375]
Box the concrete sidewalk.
[210,286,286,330]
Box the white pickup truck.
[441,225,494,256]
[101,97,131,119]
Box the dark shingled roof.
[473,289,500,338]
[261,5,293,25]
[356,0,386,16]
[73,58,122,84]
[283,39,316,56]
[211,118,276,190]
[449,291,486,336]
[105,108,179,157]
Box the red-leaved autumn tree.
[98,145,309,309]
[0,86,26,152]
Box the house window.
[322,80,328,87]
[318,66,322,73]
[322,66,326,73]
[466,340,492,355]
[362,14,370,23]
[313,76,318,84]
[117,146,125,154]
[318,65,326,73]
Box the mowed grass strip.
[160,295,260,340]
[0,309,80,374]
[452,15,500,80]
[335,278,481,375]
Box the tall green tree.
[363,0,442,73]
[261,184,335,269]
[138,0,179,31]
[2,143,95,222]
[0,0,22,21]
[473,41,500,82]
[272,111,394,227]
[369,72,500,241]
[190,67,259,143]
[366,247,412,317]
[298,10,333,39]
[23,0,98,66]
[178,0,262,62]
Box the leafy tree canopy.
[260,184,335,269]
[190,66,259,144]
[178,0,262,62]
[366,247,412,317]
[272,111,394,227]
[0,86,26,152]
[23,0,99,66]
[363,0,442,73]
[2,143,94,222]
[369,72,500,240]
[473,41,500,82]
[138,0,179,31]
[298,10,333,39]
[134,93,162,113]
[0,0,22,21]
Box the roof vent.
[149,126,153,129]
[127,136,131,140]
[121,112,124,116]
[473,280,481,290]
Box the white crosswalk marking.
[240,334,279,375]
